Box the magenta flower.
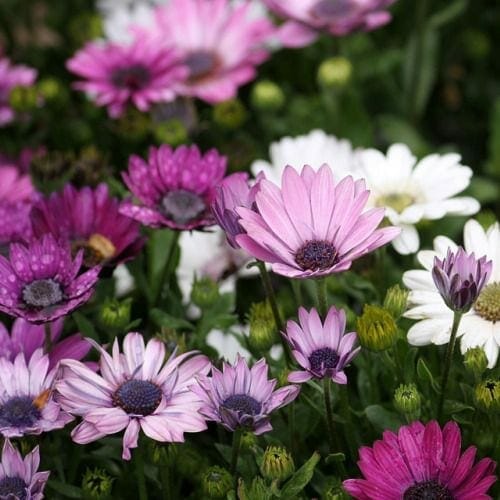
[0,349,72,438]
[66,38,187,118]
[432,247,492,314]
[120,144,227,230]
[0,233,100,323]
[284,306,360,384]
[343,420,497,499]
[192,356,300,435]
[56,332,210,460]
[31,183,144,267]
[0,439,49,500]
[0,56,37,126]
[236,165,399,279]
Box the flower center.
[111,64,151,90]
[185,51,218,81]
[310,0,352,20]
[161,189,206,225]
[112,379,162,416]
[308,347,339,373]
[403,480,453,499]
[376,192,414,214]
[0,476,27,500]
[223,394,261,416]
[22,279,63,308]
[0,396,41,428]
[474,282,500,322]
[295,240,338,271]
[73,233,117,266]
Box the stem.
[153,231,180,307]
[291,279,303,308]
[135,446,148,500]
[160,461,172,500]
[43,323,52,353]
[230,429,242,476]
[315,278,328,318]
[438,311,463,420]
[289,403,296,458]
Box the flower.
[0,349,72,437]
[66,37,187,118]
[403,220,500,368]
[264,0,396,49]
[236,164,399,279]
[0,56,37,126]
[192,356,299,434]
[0,439,49,500]
[56,332,210,460]
[432,247,491,313]
[120,144,227,230]
[355,143,480,254]
[0,233,100,323]
[31,183,144,267]
[251,129,358,186]
[283,306,360,384]
[343,420,497,499]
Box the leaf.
[428,0,468,28]
[468,177,500,203]
[416,358,440,392]
[279,452,320,498]
[238,477,272,500]
[47,480,83,498]
[365,405,403,432]
[443,400,475,415]
[149,309,194,331]
[486,98,500,178]
[72,311,99,341]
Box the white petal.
[392,224,420,254]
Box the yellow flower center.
[376,193,414,214]
[474,282,500,322]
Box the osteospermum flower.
[343,420,497,499]
[284,306,360,384]
[120,144,227,230]
[236,165,399,279]
[403,220,500,368]
[66,37,187,118]
[56,332,210,460]
[0,439,49,500]
[356,143,480,254]
[192,356,299,434]
[0,233,100,323]
[0,349,72,437]
[31,183,144,267]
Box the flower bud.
[82,468,114,500]
[9,85,38,112]
[37,78,66,103]
[260,446,295,483]
[248,301,276,351]
[474,379,500,413]
[115,108,150,140]
[463,347,488,380]
[153,119,188,146]
[394,383,421,419]
[202,466,233,499]
[98,298,132,333]
[383,285,409,319]
[240,430,258,451]
[212,99,247,129]
[191,277,220,309]
[356,305,398,351]
[251,80,285,111]
[317,57,352,88]
[174,444,207,480]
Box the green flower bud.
[98,298,132,333]
[37,78,65,102]
[394,383,421,419]
[115,108,151,140]
[153,119,188,146]
[9,85,38,112]
[191,277,220,309]
[317,57,353,88]
[383,285,409,319]
[474,379,500,413]
[240,430,258,451]
[81,468,114,500]
[202,466,233,499]
[356,305,398,351]
[251,80,285,111]
[260,446,295,483]
[248,301,276,351]
[212,99,247,128]
[464,347,488,380]
[69,13,103,46]
[323,479,350,500]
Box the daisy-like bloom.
[251,129,358,186]
[66,37,187,118]
[403,220,500,368]
[283,306,360,384]
[355,143,480,255]
[343,420,497,499]
[0,56,37,126]
[56,332,210,460]
[0,439,49,500]
[236,164,399,279]
[0,348,73,437]
[120,144,227,230]
[0,233,100,323]
[31,183,144,268]
[192,356,299,435]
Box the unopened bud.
[37,78,65,102]
[251,80,285,111]
[317,57,352,88]
[212,99,247,129]
[260,446,295,483]
[82,468,114,499]
[464,347,488,380]
[153,119,188,146]
[202,466,232,499]
[474,379,500,413]
[9,85,38,112]
[98,298,132,333]
[191,277,220,309]
[356,305,398,351]
[394,383,421,419]
[248,301,276,351]
[383,285,409,319]
[240,430,258,451]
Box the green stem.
[153,231,180,307]
[43,323,52,353]
[315,278,328,318]
[160,462,172,500]
[135,447,148,500]
[291,279,303,308]
[289,403,296,458]
[230,429,242,476]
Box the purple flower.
[343,420,497,499]
[66,38,187,118]
[284,306,360,384]
[236,165,400,279]
[31,183,144,267]
[432,247,492,314]
[0,348,73,438]
[56,332,210,460]
[0,439,49,500]
[192,356,300,435]
[0,233,100,323]
[120,144,227,231]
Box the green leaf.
[469,177,500,203]
[48,480,83,498]
[325,453,346,466]
[365,405,403,432]
[149,308,194,330]
[416,358,440,392]
[279,451,320,498]
[72,311,99,341]
[428,0,468,28]
[443,400,475,414]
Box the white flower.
[356,144,480,254]
[403,220,500,368]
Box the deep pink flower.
[343,420,497,499]
[236,164,399,279]
[31,183,144,267]
[66,38,187,118]
[56,332,210,460]
[120,144,227,230]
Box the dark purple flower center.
[161,189,207,225]
[0,396,41,428]
[22,278,63,308]
[185,51,218,81]
[310,0,352,20]
[0,476,27,500]
[223,394,261,416]
[111,64,151,90]
[112,379,162,416]
[308,347,339,374]
[295,240,338,271]
[403,480,453,500]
